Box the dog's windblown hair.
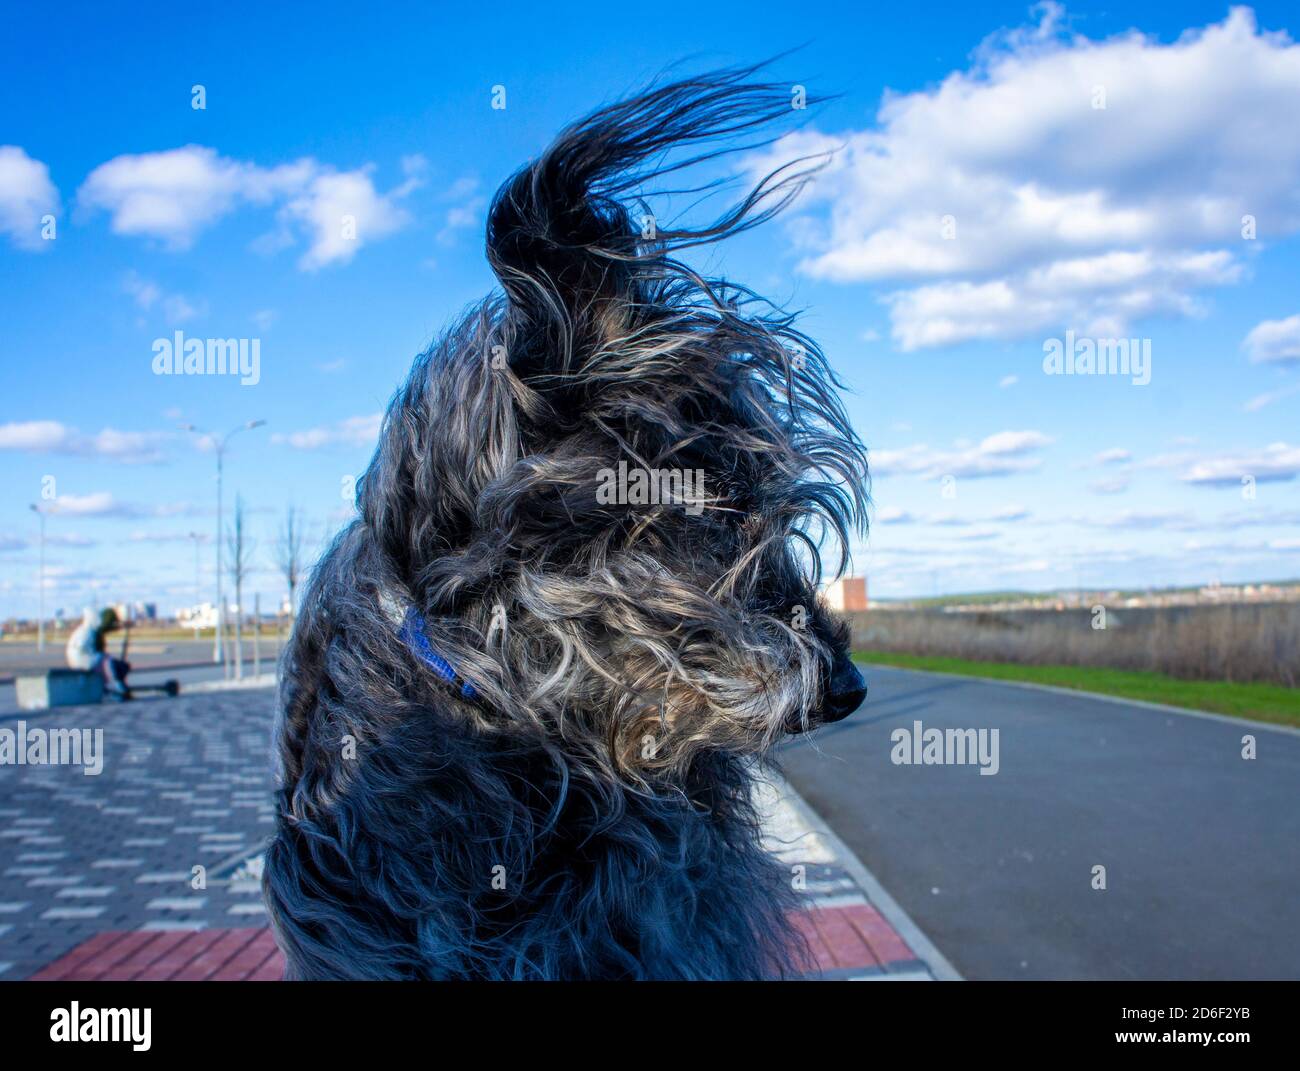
[264,65,870,980]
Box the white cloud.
[47,533,96,547]
[1094,447,1131,464]
[272,413,382,450]
[981,430,1052,455]
[128,531,206,544]
[752,7,1300,349]
[872,429,1052,479]
[0,421,168,463]
[1243,314,1300,365]
[0,146,59,250]
[46,493,130,517]
[998,374,1018,388]
[883,251,1239,349]
[281,167,413,270]
[1181,442,1300,486]
[42,494,195,519]
[1088,476,1130,495]
[78,146,288,247]
[78,145,421,268]
[1209,507,1300,528]
[1078,509,1195,530]
[1134,448,1198,472]
[123,271,202,323]
[1243,381,1300,411]
[877,504,1030,528]
[434,174,486,246]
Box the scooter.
[108,621,181,700]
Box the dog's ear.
[485,66,827,391]
[359,66,866,601]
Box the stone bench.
[14,668,105,710]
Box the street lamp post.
[181,420,266,664]
[189,531,202,638]
[28,504,46,652]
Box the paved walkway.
[0,689,276,979]
[3,686,950,981]
[756,777,950,979]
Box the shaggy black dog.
[264,65,870,980]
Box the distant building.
[178,603,219,630]
[823,576,868,613]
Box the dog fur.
[263,65,870,980]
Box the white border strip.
[775,772,965,982]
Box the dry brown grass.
[847,601,1298,687]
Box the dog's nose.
[820,655,867,723]
[787,653,867,733]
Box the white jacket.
[66,609,101,670]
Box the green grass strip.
[853,650,1300,729]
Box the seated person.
[66,607,130,696]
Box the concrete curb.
[773,771,964,982]
[861,661,1300,738]
[0,673,280,724]
[182,674,278,694]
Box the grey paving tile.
[0,687,277,979]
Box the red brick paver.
[34,928,286,982]
[133,929,230,981]
[31,903,916,981]
[842,902,915,965]
[27,930,131,980]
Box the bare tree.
[225,495,256,680]
[275,506,305,633]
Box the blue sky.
[2,0,1299,618]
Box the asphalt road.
[781,664,1300,981]
[0,637,285,680]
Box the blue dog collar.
[384,595,478,701]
